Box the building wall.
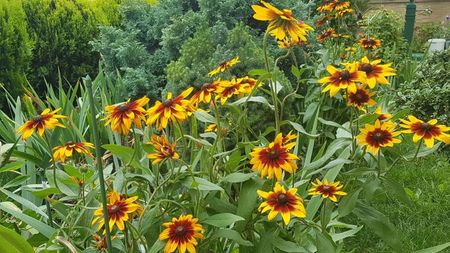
[369,0,450,24]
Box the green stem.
[320,199,328,232]
[84,77,113,253]
[38,170,54,227]
[43,133,59,190]
[126,125,140,168]
[412,138,423,161]
[377,151,382,178]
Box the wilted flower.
[52,141,94,162]
[208,57,240,76]
[147,135,179,164]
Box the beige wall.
[369,0,450,24]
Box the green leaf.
[0,188,48,219]
[203,213,245,227]
[338,188,362,218]
[148,240,165,253]
[0,202,55,238]
[3,175,30,189]
[229,96,274,109]
[248,68,270,77]
[288,121,320,138]
[384,178,412,206]
[193,111,216,124]
[354,202,402,251]
[316,232,336,253]
[225,150,243,173]
[222,172,254,183]
[102,144,146,172]
[271,237,305,252]
[30,188,60,198]
[0,161,24,173]
[330,225,363,242]
[0,225,34,253]
[184,135,212,147]
[414,242,450,253]
[355,113,379,125]
[390,108,410,121]
[213,229,253,246]
[235,178,263,232]
[183,177,224,192]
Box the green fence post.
[404,0,416,43]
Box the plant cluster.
[1,1,450,253]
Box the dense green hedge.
[0,0,121,109]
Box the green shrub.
[22,0,120,94]
[0,0,33,109]
[412,22,450,53]
[396,49,450,124]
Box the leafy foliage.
[396,49,450,124]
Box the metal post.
[404,0,416,43]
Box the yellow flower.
[147,135,179,164]
[92,192,141,232]
[190,81,220,105]
[356,57,396,88]
[205,124,217,133]
[208,57,240,76]
[356,120,402,154]
[318,63,366,96]
[308,178,347,202]
[374,107,392,121]
[336,8,353,17]
[214,77,258,105]
[346,86,376,111]
[52,141,94,162]
[104,96,149,135]
[147,88,193,130]
[17,108,67,140]
[317,28,337,42]
[277,38,305,49]
[399,115,450,148]
[252,1,313,43]
[250,133,299,181]
[358,37,381,50]
[159,214,204,253]
[257,182,306,225]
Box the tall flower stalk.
[85,77,113,253]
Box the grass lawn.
[346,153,450,252]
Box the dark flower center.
[162,99,173,107]
[277,193,288,205]
[267,149,279,160]
[360,63,373,73]
[161,145,174,156]
[320,185,332,193]
[201,83,211,90]
[373,132,385,141]
[174,225,187,237]
[117,104,130,113]
[109,204,121,214]
[420,123,431,131]
[340,70,351,80]
[33,115,45,122]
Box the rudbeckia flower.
[356,57,396,88]
[205,124,217,133]
[159,214,204,253]
[374,107,392,121]
[250,133,299,181]
[356,120,401,154]
[52,141,94,162]
[308,178,347,202]
[317,28,337,42]
[399,116,450,148]
[104,96,149,135]
[17,108,67,140]
[318,63,365,96]
[147,88,193,130]
[257,182,306,225]
[214,77,258,105]
[147,135,179,164]
[252,1,313,43]
[208,57,240,76]
[92,191,141,232]
[358,37,381,50]
[346,86,376,111]
[190,81,220,105]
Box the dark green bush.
[412,22,450,53]
[396,49,450,124]
[0,0,33,109]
